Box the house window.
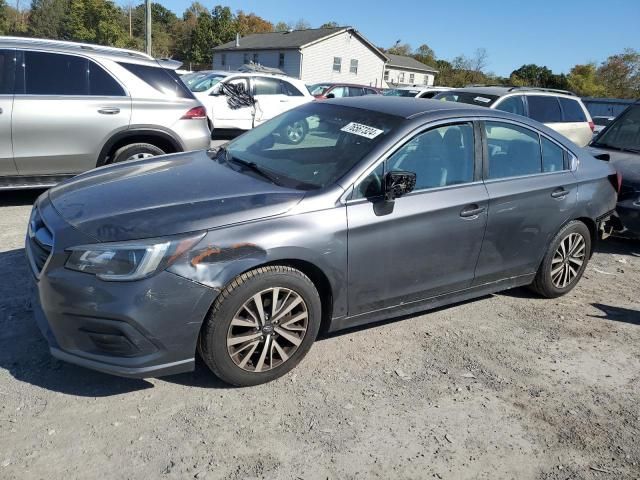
[384,70,389,81]
[279,52,285,68]
[399,72,405,83]
[253,53,259,64]
[350,59,358,74]
[333,57,341,73]
[424,75,429,85]
[243,53,249,64]
[409,73,414,84]
[221,54,226,66]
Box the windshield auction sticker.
[341,122,384,139]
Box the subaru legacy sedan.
[27,97,618,386]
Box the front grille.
[27,208,53,274]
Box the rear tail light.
[181,106,206,120]
[608,171,622,195]
[588,120,595,132]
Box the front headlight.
[65,232,205,281]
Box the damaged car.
[28,97,618,386]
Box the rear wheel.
[111,143,165,164]
[530,220,591,298]
[198,266,321,386]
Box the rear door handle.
[98,107,120,115]
[551,188,569,199]
[460,204,486,218]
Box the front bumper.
[27,196,217,378]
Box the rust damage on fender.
[190,243,266,266]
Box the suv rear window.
[559,97,587,122]
[527,96,562,123]
[119,62,194,99]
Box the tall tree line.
[1,0,638,97]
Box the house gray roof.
[213,27,388,61]
[386,53,438,73]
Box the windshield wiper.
[226,155,282,186]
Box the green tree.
[319,21,339,28]
[28,0,68,39]
[64,0,128,46]
[292,18,311,30]
[597,48,640,98]
[413,43,436,66]
[274,20,288,32]
[567,63,605,96]
[387,42,412,56]
[0,0,7,35]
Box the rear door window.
[485,121,542,179]
[24,51,88,95]
[541,137,565,172]
[559,98,587,122]
[118,62,194,99]
[280,80,303,96]
[495,96,525,116]
[0,50,15,95]
[527,96,562,123]
[348,87,365,97]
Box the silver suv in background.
[434,86,594,147]
[0,37,211,189]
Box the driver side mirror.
[210,84,224,96]
[384,171,416,201]
[325,93,335,99]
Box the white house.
[384,53,437,87]
[212,27,437,88]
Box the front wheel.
[198,266,322,386]
[530,220,591,298]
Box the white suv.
[434,86,594,147]
[194,73,313,135]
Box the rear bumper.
[616,201,640,235]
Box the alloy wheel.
[550,232,586,288]
[125,152,155,161]
[226,287,309,372]
[286,122,305,143]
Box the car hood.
[48,151,305,242]
[587,147,640,186]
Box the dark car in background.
[28,97,618,387]
[309,83,380,99]
[589,101,640,236]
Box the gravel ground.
[0,189,639,480]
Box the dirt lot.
[0,189,639,480]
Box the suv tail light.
[181,106,206,120]
[608,171,622,195]
[588,120,595,132]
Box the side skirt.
[0,174,76,190]
[329,273,536,332]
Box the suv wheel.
[198,266,321,386]
[111,143,165,164]
[530,220,591,298]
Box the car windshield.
[181,72,209,86]
[434,91,499,107]
[383,89,419,97]
[593,105,640,152]
[308,83,332,95]
[224,102,403,190]
[190,74,227,92]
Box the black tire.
[530,220,592,298]
[111,143,165,164]
[198,266,322,386]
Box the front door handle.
[551,187,569,199]
[460,204,486,218]
[98,107,120,115]
[0,107,3,114]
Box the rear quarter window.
[559,98,587,122]
[527,96,562,123]
[118,62,194,99]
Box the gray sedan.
[27,97,618,386]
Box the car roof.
[324,96,491,118]
[444,85,579,99]
[0,36,174,67]
[316,83,379,88]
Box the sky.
[153,0,639,76]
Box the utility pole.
[129,4,132,38]
[144,0,152,56]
